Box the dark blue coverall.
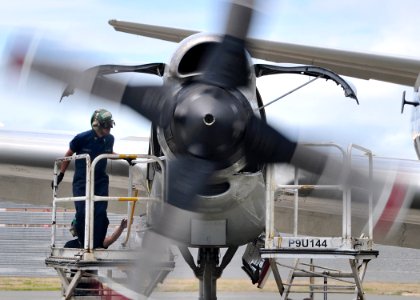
[65,129,114,248]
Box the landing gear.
[179,246,238,300]
[198,248,219,300]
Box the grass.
[0,277,419,296]
[157,279,420,296]
[0,277,61,291]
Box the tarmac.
[1,291,420,299]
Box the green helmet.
[91,109,115,129]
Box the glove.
[51,172,65,189]
[120,218,128,229]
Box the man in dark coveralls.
[55,108,115,248]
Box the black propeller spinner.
[170,83,251,163]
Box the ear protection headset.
[91,109,115,129]
[91,110,100,129]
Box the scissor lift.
[260,143,379,300]
[47,153,174,300]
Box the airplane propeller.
[117,1,259,210]
[107,0,331,211]
[115,0,345,211]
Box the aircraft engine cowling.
[156,33,260,177]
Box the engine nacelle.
[157,33,260,178]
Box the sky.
[1,0,420,159]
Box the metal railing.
[51,153,165,253]
[265,143,373,250]
[346,144,373,240]
[262,143,375,300]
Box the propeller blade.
[224,0,255,40]
[244,115,298,165]
[121,84,174,127]
[166,156,217,211]
[200,0,256,88]
[244,115,370,189]
[74,73,174,127]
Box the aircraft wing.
[109,20,198,44]
[0,129,67,203]
[109,20,420,88]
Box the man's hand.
[120,218,128,229]
[51,172,65,189]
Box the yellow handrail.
[122,189,138,247]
